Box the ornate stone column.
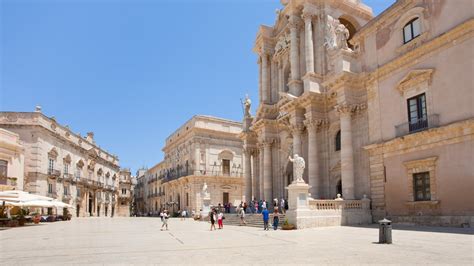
[252,150,260,200]
[304,119,320,198]
[303,12,315,75]
[259,144,264,200]
[263,141,273,204]
[336,104,356,199]
[278,61,284,93]
[261,53,270,103]
[244,149,252,202]
[288,15,302,96]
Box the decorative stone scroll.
[275,34,291,55]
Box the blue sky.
[0,0,394,173]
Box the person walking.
[239,206,247,226]
[161,210,169,231]
[209,209,217,231]
[254,200,259,214]
[217,210,224,229]
[262,200,266,210]
[262,207,269,231]
[273,207,279,230]
[280,198,285,214]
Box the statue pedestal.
[285,180,311,229]
[200,195,211,219]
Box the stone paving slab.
[0,217,472,265]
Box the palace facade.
[136,115,244,215]
[0,108,133,217]
[241,0,473,226]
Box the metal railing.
[395,114,439,137]
[48,169,61,178]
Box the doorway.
[88,192,93,216]
[223,192,229,205]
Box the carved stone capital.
[288,14,302,29]
[290,124,305,135]
[304,118,327,130]
[335,103,367,116]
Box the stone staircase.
[217,213,287,228]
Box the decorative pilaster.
[252,149,260,201]
[244,149,252,202]
[261,53,270,103]
[263,140,273,204]
[302,12,315,75]
[278,61,284,93]
[288,15,303,96]
[335,104,356,199]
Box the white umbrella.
[12,200,56,208]
[51,200,74,209]
[0,191,54,202]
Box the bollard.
[378,218,392,244]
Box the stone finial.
[335,194,343,200]
[35,105,42,113]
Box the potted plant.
[281,218,296,230]
[18,209,27,226]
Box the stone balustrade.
[308,199,369,211]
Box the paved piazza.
[1,218,472,265]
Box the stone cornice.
[323,72,366,91]
[363,119,474,157]
[0,112,119,164]
[251,118,279,133]
[296,91,326,109]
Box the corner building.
[0,109,132,217]
[242,0,473,226]
[146,115,244,214]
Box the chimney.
[86,132,94,142]
[35,105,42,113]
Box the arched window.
[403,17,421,44]
[335,130,341,151]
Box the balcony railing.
[395,114,439,137]
[48,169,61,178]
[63,173,73,182]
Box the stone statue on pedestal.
[288,154,305,183]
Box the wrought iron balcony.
[395,114,439,137]
[48,169,61,179]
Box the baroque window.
[413,172,431,201]
[407,93,428,132]
[403,18,421,44]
